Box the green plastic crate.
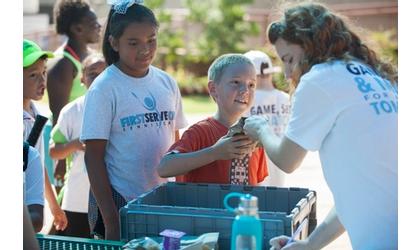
[36,234,124,250]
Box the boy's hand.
[243,116,270,141]
[71,138,86,151]
[212,134,256,160]
[51,206,68,231]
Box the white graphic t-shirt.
[51,96,89,213]
[286,60,397,250]
[246,89,290,186]
[81,65,188,201]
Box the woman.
[244,3,397,250]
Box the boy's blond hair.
[208,54,253,83]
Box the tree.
[183,0,260,67]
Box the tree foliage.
[183,0,259,64]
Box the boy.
[244,50,290,186]
[23,39,68,232]
[158,54,267,185]
[49,53,106,238]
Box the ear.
[208,80,217,101]
[108,35,119,52]
[70,23,83,36]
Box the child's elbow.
[157,159,170,178]
[49,148,59,159]
[49,144,63,160]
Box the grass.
[182,94,217,114]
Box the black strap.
[23,141,29,172]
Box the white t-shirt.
[51,96,89,213]
[24,145,44,206]
[247,89,290,186]
[286,60,397,250]
[81,65,188,201]
[23,102,45,164]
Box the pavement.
[39,109,352,249]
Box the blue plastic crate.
[120,182,317,249]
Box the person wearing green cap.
[23,39,68,233]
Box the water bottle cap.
[238,194,259,215]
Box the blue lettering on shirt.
[347,62,397,115]
[119,110,176,130]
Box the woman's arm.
[244,116,307,173]
[84,139,120,240]
[49,139,85,160]
[269,207,346,250]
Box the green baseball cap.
[23,39,54,67]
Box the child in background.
[158,54,268,185]
[80,2,188,240]
[49,53,106,238]
[244,50,290,187]
[23,143,44,232]
[48,0,101,124]
[23,39,68,232]
[47,0,101,193]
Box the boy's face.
[82,60,106,88]
[23,59,47,101]
[210,63,256,118]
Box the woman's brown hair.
[268,3,397,89]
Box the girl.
[80,1,188,240]
[244,2,397,250]
[48,0,101,125]
[47,0,101,206]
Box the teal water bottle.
[224,192,262,250]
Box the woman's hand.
[243,116,270,141]
[270,236,313,250]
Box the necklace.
[64,44,81,62]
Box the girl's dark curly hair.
[268,3,397,89]
[54,0,91,36]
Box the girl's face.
[78,9,101,44]
[274,38,304,82]
[210,63,256,119]
[110,22,157,77]
[23,59,47,101]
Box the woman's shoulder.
[302,60,347,81]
